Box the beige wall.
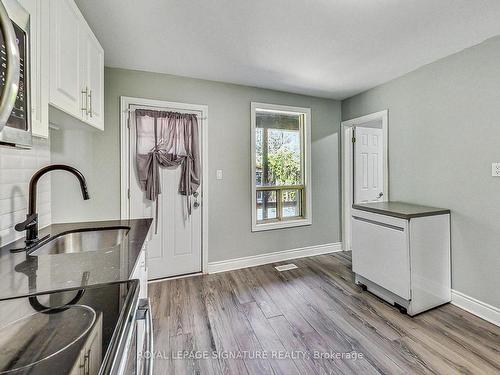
[52,68,342,262]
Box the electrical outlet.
[492,163,500,177]
[216,169,223,180]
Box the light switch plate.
[216,169,223,180]
[492,163,500,177]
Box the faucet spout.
[15,164,90,248]
[28,164,90,214]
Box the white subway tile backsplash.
[0,138,51,247]
[0,229,14,247]
[0,155,19,168]
[0,210,25,231]
[0,183,29,199]
[0,196,27,214]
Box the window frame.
[251,102,312,232]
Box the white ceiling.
[76,0,500,99]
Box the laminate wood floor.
[149,252,500,374]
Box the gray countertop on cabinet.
[0,218,152,301]
[352,201,450,220]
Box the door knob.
[193,191,200,208]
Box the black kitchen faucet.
[14,164,90,249]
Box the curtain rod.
[125,108,207,120]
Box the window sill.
[252,218,312,232]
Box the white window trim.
[251,102,312,232]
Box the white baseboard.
[451,290,500,327]
[208,242,343,274]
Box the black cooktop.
[0,280,138,374]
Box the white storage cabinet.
[351,202,451,316]
[49,0,104,130]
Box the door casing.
[119,96,209,276]
[341,110,389,252]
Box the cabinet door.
[82,29,104,130]
[69,313,103,375]
[49,0,82,118]
[86,314,103,375]
[68,355,84,375]
[18,0,49,138]
[352,213,411,299]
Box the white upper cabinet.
[81,26,104,130]
[49,0,81,118]
[49,0,104,130]
[18,0,49,138]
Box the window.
[251,102,312,231]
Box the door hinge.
[127,188,130,199]
[126,109,130,127]
[352,137,356,143]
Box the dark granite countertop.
[0,219,152,301]
[352,201,450,219]
[0,280,139,374]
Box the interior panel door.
[354,126,384,203]
[128,106,202,280]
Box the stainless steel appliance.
[0,0,31,148]
[104,283,153,375]
[0,281,151,375]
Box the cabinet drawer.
[352,214,411,299]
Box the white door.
[127,107,202,280]
[354,126,384,203]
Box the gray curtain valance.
[135,109,200,231]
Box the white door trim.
[341,110,389,252]
[119,96,209,274]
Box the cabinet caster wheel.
[359,283,367,292]
[394,303,407,315]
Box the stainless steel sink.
[29,227,130,256]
